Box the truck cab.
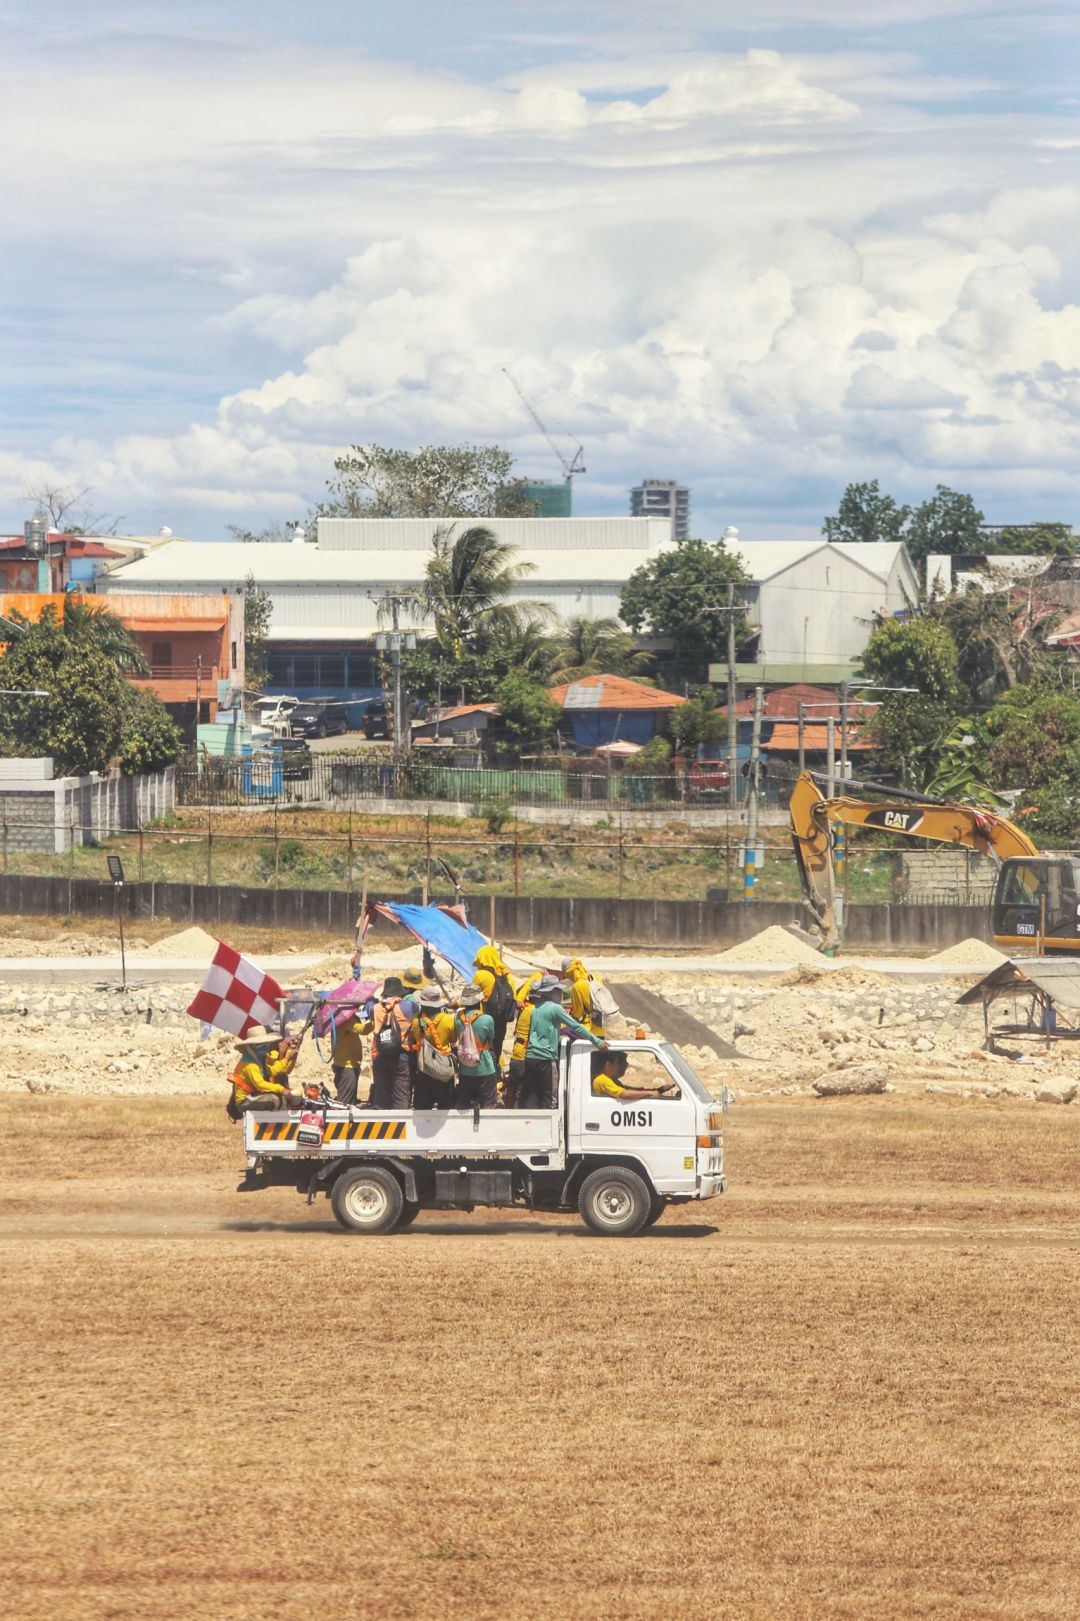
[239,1036,727,1237]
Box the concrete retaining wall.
[0,874,992,951]
[0,766,175,854]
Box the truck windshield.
[659,1044,714,1102]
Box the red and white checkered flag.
[186,941,284,1037]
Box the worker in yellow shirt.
[514,967,544,1007]
[473,945,518,1071]
[330,1004,369,1106]
[591,1051,676,1101]
[411,985,458,1110]
[562,956,607,1037]
[228,1025,302,1118]
[505,982,540,1108]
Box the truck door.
[574,1043,698,1191]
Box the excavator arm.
[789,770,1040,949]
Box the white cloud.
[1,25,1079,536]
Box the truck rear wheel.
[331,1167,404,1234]
[578,1166,652,1237]
[642,1195,667,1228]
[396,1201,422,1229]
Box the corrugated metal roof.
[956,958,1080,1011]
[103,540,656,587]
[549,674,686,711]
[766,722,871,751]
[317,516,671,552]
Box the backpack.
[486,972,515,1023]
[374,1000,405,1058]
[589,976,620,1022]
[456,1011,481,1068]
[420,1016,456,1082]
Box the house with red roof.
[547,673,686,749]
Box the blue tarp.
[374,902,487,981]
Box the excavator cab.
[992,858,1080,953]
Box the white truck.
[237,1037,727,1236]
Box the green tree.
[546,617,651,684]
[0,608,127,774]
[324,443,537,519]
[619,539,748,685]
[861,616,961,702]
[823,480,911,544]
[117,686,183,774]
[669,694,724,756]
[494,672,561,755]
[985,686,1080,790]
[990,523,1077,557]
[244,572,273,692]
[861,617,963,784]
[906,485,984,563]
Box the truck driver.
[591,1051,677,1102]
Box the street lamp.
[107,855,127,988]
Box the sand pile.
[0,933,148,958]
[716,926,822,966]
[142,926,221,960]
[925,938,1006,968]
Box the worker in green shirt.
[519,975,605,1109]
[454,982,498,1108]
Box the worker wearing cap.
[591,1051,676,1101]
[454,981,498,1108]
[400,966,426,1096]
[228,1025,302,1117]
[519,975,604,1109]
[562,956,607,1038]
[505,981,541,1108]
[411,985,457,1110]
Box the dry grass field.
[2,1094,1078,1620]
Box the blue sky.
[2,0,1079,538]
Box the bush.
[471,791,513,834]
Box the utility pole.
[743,685,764,903]
[726,582,738,814]
[826,716,836,799]
[797,701,806,775]
[372,594,416,759]
[839,680,849,785]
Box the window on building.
[346,651,377,687]
[319,653,345,689]
[150,640,172,669]
[292,655,318,688]
[231,640,237,672]
[266,651,293,686]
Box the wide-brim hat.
[419,986,444,1008]
[235,1023,278,1048]
[402,968,424,989]
[536,975,561,997]
[458,982,484,1007]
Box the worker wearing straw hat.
[228,1025,302,1118]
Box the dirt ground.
[2,1095,1078,1620]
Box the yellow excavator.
[789,769,1080,954]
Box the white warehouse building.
[98,516,674,717]
[720,538,918,683]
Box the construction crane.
[501,367,586,481]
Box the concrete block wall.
[0,765,175,853]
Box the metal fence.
[175,753,789,811]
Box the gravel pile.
[715,926,822,965]
[925,937,1007,967]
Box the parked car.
[362,699,390,740]
[290,699,349,739]
[686,757,731,797]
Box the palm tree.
[62,600,149,675]
[546,616,651,684]
[420,524,550,656]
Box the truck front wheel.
[331,1167,404,1234]
[578,1166,652,1237]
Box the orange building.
[0,591,244,727]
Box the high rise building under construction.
[630,479,689,541]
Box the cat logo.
[862,808,924,834]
